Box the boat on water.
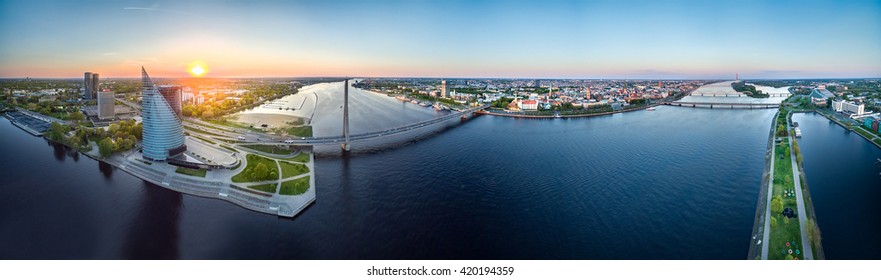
[794,127,802,138]
[419,102,431,107]
[646,107,656,111]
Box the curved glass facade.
[141,67,186,161]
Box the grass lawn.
[279,161,309,178]
[247,183,277,193]
[231,154,279,183]
[183,125,226,137]
[290,152,310,163]
[286,126,312,137]
[175,167,207,177]
[279,176,310,195]
[240,144,297,155]
[192,135,216,144]
[206,117,264,132]
[768,136,805,260]
[854,126,880,139]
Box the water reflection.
[50,141,66,162]
[120,182,182,259]
[98,161,113,179]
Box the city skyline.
[1,0,880,79]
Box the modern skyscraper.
[158,85,183,117]
[141,67,186,161]
[441,80,447,99]
[84,72,99,99]
[97,91,115,120]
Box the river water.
[1,105,783,259]
[792,113,881,259]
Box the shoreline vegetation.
[732,81,771,98]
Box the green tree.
[98,137,113,157]
[253,162,269,181]
[770,216,778,229]
[70,111,85,122]
[771,195,784,214]
[182,105,194,117]
[46,122,67,142]
[68,133,82,149]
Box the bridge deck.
[664,101,780,108]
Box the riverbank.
[477,104,660,119]
[815,110,881,149]
[747,110,779,260]
[77,139,315,217]
[6,108,317,218]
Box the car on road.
[237,136,246,141]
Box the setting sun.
[189,65,206,77]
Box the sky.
[1,0,880,79]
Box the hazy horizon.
[2,0,880,79]
[1,74,880,81]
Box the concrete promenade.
[82,142,315,217]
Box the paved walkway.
[760,124,777,260]
[787,117,814,260]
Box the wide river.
[2,104,785,259]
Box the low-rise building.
[864,116,880,132]
[833,100,865,115]
[520,100,538,110]
[810,88,834,100]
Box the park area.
[768,131,806,260]
[231,152,312,195]
[232,154,279,183]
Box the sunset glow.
[189,65,206,77]
[0,0,879,78]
